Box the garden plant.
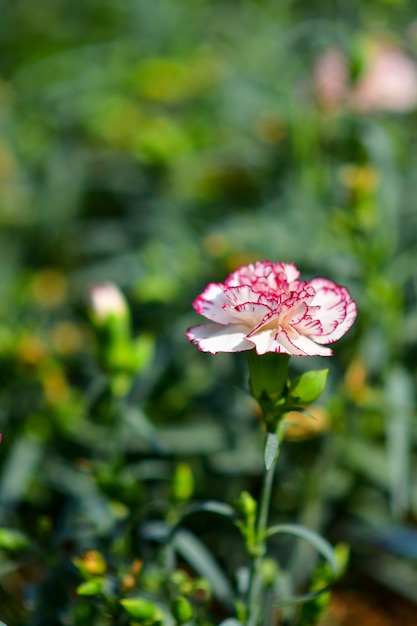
[1,1,417,625]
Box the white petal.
[313,299,357,344]
[309,278,357,343]
[283,331,333,356]
[248,329,293,355]
[192,283,237,324]
[186,323,253,354]
[248,327,333,356]
[234,301,273,329]
[224,285,261,305]
[248,329,330,356]
[282,263,300,284]
[310,279,350,313]
[284,301,308,325]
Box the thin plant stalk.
[247,438,279,626]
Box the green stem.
[247,437,279,626]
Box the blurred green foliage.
[1,0,417,624]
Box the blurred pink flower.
[313,48,349,109]
[186,261,357,356]
[352,44,417,113]
[314,42,417,113]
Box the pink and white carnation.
[186,261,357,356]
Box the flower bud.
[171,463,194,503]
[237,490,257,519]
[192,578,211,603]
[88,282,128,326]
[171,595,194,624]
[73,550,107,577]
[287,369,328,407]
[260,557,279,587]
[120,597,163,623]
[170,569,193,595]
[76,578,105,596]
[0,528,31,551]
[87,282,135,382]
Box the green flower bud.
[260,558,279,587]
[192,578,211,602]
[171,463,194,503]
[0,528,31,552]
[88,283,143,384]
[287,369,328,406]
[171,595,194,624]
[120,597,163,622]
[236,491,257,518]
[76,578,105,596]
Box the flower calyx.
[248,351,328,430]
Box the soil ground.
[323,585,417,626]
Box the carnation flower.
[352,43,417,113]
[313,48,349,110]
[88,282,128,325]
[314,42,417,114]
[186,261,357,356]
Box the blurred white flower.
[88,282,128,324]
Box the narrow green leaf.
[385,366,414,518]
[266,523,338,605]
[179,500,236,521]
[171,528,234,607]
[266,524,337,575]
[0,435,44,513]
[264,433,279,470]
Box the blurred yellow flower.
[16,335,47,366]
[40,364,69,406]
[51,322,84,356]
[31,270,68,308]
[282,407,330,441]
[73,550,107,578]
